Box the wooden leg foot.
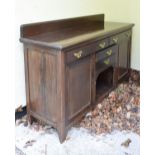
[28,114,34,124]
[57,123,67,143]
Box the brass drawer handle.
[74,50,83,59]
[106,49,112,56]
[112,37,118,43]
[104,59,110,65]
[99,42,106,48]
[125,32,131,38]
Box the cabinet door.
[66,56,92,120]
[118,32,131,80]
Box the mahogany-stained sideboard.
[20,14,134,143]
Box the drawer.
[96,45,118,62]
[94,38,109,51]
[110,34,122,45]
[110,30,132,45]
[66,44,94,64]
[96,54,117,76]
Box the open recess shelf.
[96,66,114,102]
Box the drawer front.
[66,45,94,64]
[66,38,109,64]
[103,56,116,66]
[96,45,118,62]
[96,54,117,73]
[94,38,109,51]
[110,30,132,45]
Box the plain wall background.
[15,0,140,108]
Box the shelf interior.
[96,66,114,101]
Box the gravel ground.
[79,70,140,135]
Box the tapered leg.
[27,114,34,125]
[57,122,67,143]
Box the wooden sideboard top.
[20,14,134,50]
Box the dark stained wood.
[56,51,66,142]
[28,50,44,117]
[66,56,92,121]
[20,14,134,143]
[66,38,110,64]
[23,46,32,123]
[96,45,118,78]
[20,18,133,50]
[20,14,104,38]
[110,30,132,80]
[27,48,58,122]
[44,53,58,123]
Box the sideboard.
[20,14,134,143]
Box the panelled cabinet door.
[66,56,92,121]
[118,32,131,80]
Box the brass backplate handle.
[74,50,83,59]
[99,42,106,48]
[104,59,110,65]
[106,49,112,56]
[113,37,118,43]
[125,32,130,38]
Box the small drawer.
[94,38,109,51]
[124,30,132,39]
[110,30,132,45]
[96,54,117,75]
[66,44,93,63]
[102,55,116,66]
[96,45,118,62]
[110,34,121,45]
